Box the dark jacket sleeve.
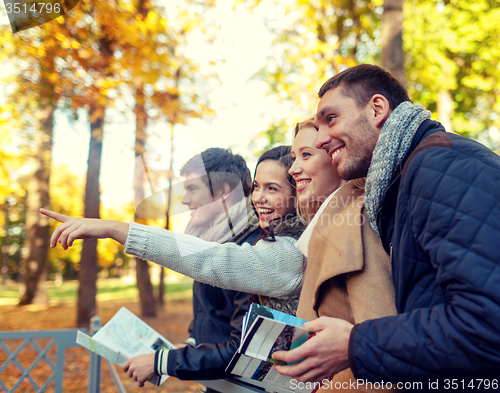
[350,143,500,382]
[166,290,247,380]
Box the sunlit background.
[1,0,499,321]
[2,0,297,210]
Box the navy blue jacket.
[349,120,500,383]
[167,228,260,380]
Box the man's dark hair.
[318,64,411,110]
[180,148,252,197]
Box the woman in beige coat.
[293,180,398,392]
[281,120,398,392]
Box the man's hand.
[40,208,129,248]
[272,316,353,382]
[122,353,156,388]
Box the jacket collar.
[400,119,445,171]
[375,119,446,252]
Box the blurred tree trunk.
[131,0,158,317]
[438,89,455,133]
[158,268,165,308]
[382,0,407,86]
[76,0,116,326]
[1,202,10,286]
[158,122,175,308]
[133,85,157,318]
[77,104,104,327]
[19,58,56,306]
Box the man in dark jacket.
[272,64,500,388]
[124,148,260,391]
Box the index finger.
[40,208,69,223]
[122,359,131,372]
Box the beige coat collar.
[297,182,397,324]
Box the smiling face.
[252,160,295,229]
[315,87,381,180]
[289,124,344,205]
[181,172,226,228]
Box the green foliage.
[244,0,500,152]
[405,0,500,146]
[0,195,26,282]
[46,164,84,273]
[255,0,380,113]
[0,119,29,282]
[250,119,292,156]
[242,0,381,150]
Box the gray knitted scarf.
[184,196,254,243]
[365,101,431,235]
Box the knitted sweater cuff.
[154,349,169,376]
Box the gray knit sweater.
[124,222,305,298]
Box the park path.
[0,297,202,392]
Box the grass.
[0,276,193,306]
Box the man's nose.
[316,126,331,150]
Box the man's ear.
[220,183,231,201]
[369,94,392,129]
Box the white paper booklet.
[76,307,174,386]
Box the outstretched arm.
[42,209,305,298]
[125,222,305,298]
[40,208,129,248]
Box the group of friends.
[41,64,500,392]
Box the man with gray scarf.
[272,64,500,387]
